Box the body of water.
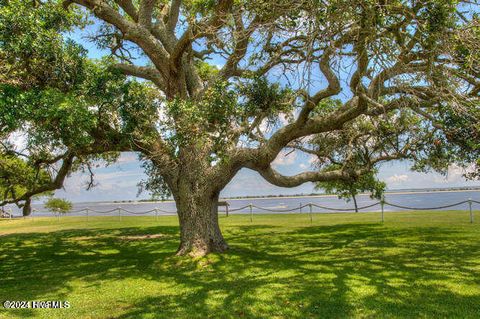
[4,190,480,217]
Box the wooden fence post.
[381,196,385,223]
[469,198,473,224]
[309,203,313,224]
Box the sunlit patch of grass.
[0,211,479,318]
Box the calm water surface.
[6,190,480,217]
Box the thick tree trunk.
[174,189,229,257]
[22,198,32,216]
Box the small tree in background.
[45,198,72,216]
[316,168,385,213]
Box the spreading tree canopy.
[1,0,479,256]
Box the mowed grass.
[0,211,479,319]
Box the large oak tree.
[1,0,479,256]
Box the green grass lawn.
[0,211,479,318]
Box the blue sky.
[55,151,480,202]
[52,19,480,203]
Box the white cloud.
[258,111,296,134]
[93,171,143,183]
[258,119,271,134]
[272,150,297,167]
[387,174,409,183]
[298,155,317,170]
[8,130,28,152]
[278,111,296,125]
[59,168,144,198]
[116,152,139,164]
[432,164,475,184]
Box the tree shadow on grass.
[0,223,479,318]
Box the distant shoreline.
[73,188,480,205]
[222,188,480,201]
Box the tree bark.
[174,188,229,257]
[22,198,32,216]
[352,195,358,213]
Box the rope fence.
[383,200,469,211]
[1,198,479,224]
